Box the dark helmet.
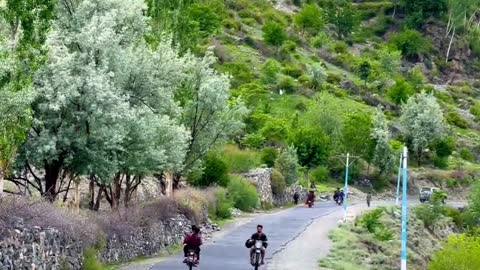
[192,225,200,234]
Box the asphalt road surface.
[152,201,340,270]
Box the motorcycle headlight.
[255,242,262,248]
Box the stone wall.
[0,215,202,269]
[273,184,308,206]
[242,168,274,205]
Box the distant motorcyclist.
[183,225,202,264]
[306,190,315,206]
[293,192,299,205]
[249,225,268,265]
[333,188,340,202]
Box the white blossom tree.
[400,92,446,166]
[371,107,395,176]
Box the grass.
[221,145,262,173]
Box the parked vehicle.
[419,187,446,203]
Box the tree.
[261,147,279,168]
[400,92,446,166]
[187,1,224,38]
[262,22,287,50]
[371,107,396,176]
[294,4,324,34]
[377,46,402,78]
[308,63,327,90]
[389,29,432,59]
[292,128,331,168]
[429,234,480,270]
[17,0,190,203]
[387,78,415,105]
[357,61,372,88]
[275,145,300,185]
[197,153,229,187]
[261,59,282,84]
[342,112,375,167]
[324,0,358,39]
[400,0,448,28]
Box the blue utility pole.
[343,153,350,221]
[400,147,408,270]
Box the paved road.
[152,202,340,270]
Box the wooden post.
[165,172,173,197]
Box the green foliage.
[323,0,358,39]
[308,63,327,89]
[373,226,394,242]
[433,156,449,169]
[198,153,230,187]
[282,63,303,78]
[294,4,325,34]
[260,119,290,146]
[360,208,383,233]
[310,32,330,48]
[342,112,374,163]
[389,29,432,58]
[460,148,474,162]
[292,128,331,168]
[271,169,287,195]
[188,1,224,37]
[218,61,254,88]
[261,59,282,84]
[469,181,480,223]
[372,108,396,176]
[387,78,414,105]
[222,145,261,173]
[262,22,287,48]
[470,102,480,121]
[210,188,233,220]
[83,248,105,270]
[227,176,258,211]
[400,0,447,29]
[277,76,298,94]
[242,133,266,149]
[309,166,329,183]
[261,147,279,167]
[428,234,480,270]
[446,111,470,129]
[275,146,300,185]
[357,60,372,87]
[434,136,456,158]
[414,204,442,228]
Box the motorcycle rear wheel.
[254,253,260,270]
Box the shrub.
[360,208,383,233]
[210,188,233,220]
[262,22,287,48]
[261,58,281,84]
[309,165,329,183]
[310,32,330,48]
[434,136,456,158]
[83,248,104,270]
[227,176,258,211]
[460,148,474,162]
[242,133,266,149]
[331,41,348,54]
[442,206,464,228]
[389,29,431,58]
[446,111,469,129]
[281,40,297,53]
[446,179,457,188]
[428,234,480,270]
[294,4,324,34]
[222,145,261,173]
[373,226,394,242]
[470,102,480,121]
[282,63,303,78]
[173,188,211,223]
[326,72,341,84]
[275,145,300,185]
[261,147,279,167]
[277,76,298,94]
[217,61,254,88]
[271,169,287,195]
[198,152,230,187]
[414,203,443,229]
[387,78,414,105]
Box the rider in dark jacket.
[249,224,268,265]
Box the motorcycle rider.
[249,224,268,265]
[306,190,315,206]
[293,192,299,205]
[183,225,202,264]
[333,188,340,203]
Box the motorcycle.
[335,197,343,206]
[306,199,314,208]
[251,240,264,270]
[184,249,198,270]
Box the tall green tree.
[342,112,375,167]
[292,127,331,169]
[400,92,446,166]
[275,145,299,185]
[357,60,371,88]
[294,4,324,34]
[324,0,358,39]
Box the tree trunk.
[0,168,4,197]
[74,180,80,214]
[173,173,181,190]
[111,173,122,210]
[44,160,63,201]
[89,177,95,210]
[124,174,132,208]
[93,185,104,211]
[446,27,455,63]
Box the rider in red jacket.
[183,225,202,263]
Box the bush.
[210,188,233,220]
[387,78,414,105]
[373,226,394,242]
[261,59,281,84]
[442,206,464,228]
[460,148,474,161]
[217,61,254,88]
[360,208,383,233]
[281,40,297,54]
[414,203,442,229]
[282,63,303,78]
[262,21,287,48]
[294,4,324,34]
[198,153,230,187]
[173,188,212,223]
[433,156,449,169]
[261,147,279,167]
[227,176,258,211]
[271,169,287,195]
[309,165,329,183]
[428,234,480,270]
[470,102,480,121]
[222,145,261,173]
[446,111,469,129]
[310,32,330,48]
[83,248,105,270]
[275,146,300,185]
[277,76,298,94]
[389,29,431,58]
[242,133,266,149]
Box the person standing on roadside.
[366,192,372,207]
